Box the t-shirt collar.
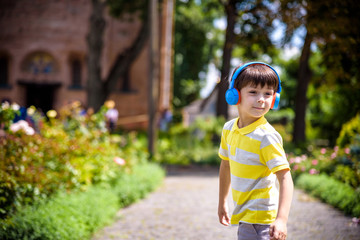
[231,116,267,135]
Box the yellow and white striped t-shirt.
[218,116,290,225]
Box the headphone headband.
[230,62,282,93]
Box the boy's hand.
[218,202,230,226]
[269,218,287,240]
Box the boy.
[218,62,293,240]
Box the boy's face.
[237,83,274,121]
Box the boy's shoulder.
[255,121,283,145]
[222,118,237,131]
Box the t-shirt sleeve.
[260,132,290,173]
[218,127,229,161]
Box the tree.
[216,0,237,118]
[278,0,313,144]
[279,0,360,144]
[87,0,149,111]
[173,0,217,110]
[216,0,277,118]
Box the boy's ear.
[225,88,241,105]
[271,92,281,109]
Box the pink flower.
[312,159,318,166]
[344,148,351,154]
[289,158,295,164]
[293,165,299,170]
[309,168,318,175]
[301,166,306,172]
[320,148,326,154]
[331,152,337,159]
[334,146,339,153]
[113,157,126,166]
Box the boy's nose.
[257,95,265,102]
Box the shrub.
[155,116,225,166]
[0,102,19,131]
[0,104,148,219]
[0,163,164,240]
[296,173,360,217]
[337,113,360,148]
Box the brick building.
[0,0,174,129]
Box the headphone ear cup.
[225,88,241,105]
[271,92,280,109]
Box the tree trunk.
[216,0,237,119]
[293,32,313,144]
[148,0,160,158]
[87,0,149,112]
[104,19,149,97]
[87,0,106,111]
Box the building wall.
[0,0,172,129]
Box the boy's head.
[226,62,281,109]
[232,64,279,92]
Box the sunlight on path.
[93,166,360,240]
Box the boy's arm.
[218,159,231,226]
[270,169,293,240]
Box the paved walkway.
[93,166,360,240]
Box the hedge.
[0,163,165,240]
[296,173,360,217]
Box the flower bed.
[0,102,161,220]
[0,163,164,240]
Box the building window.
[21,51,57,75]
[0,56,9,87]
[71,59,82,88]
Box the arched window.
[21,51,58,74]
[71,59,82,88]
[0,55,9,87]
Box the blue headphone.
[225,62,282,109]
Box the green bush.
[0,163,164,240]
[296,173,360,217]
[332,165,360,189]
[0,104,149,219]
[337,113,360,148]
[266,108,295,125]
[155,116,225,166]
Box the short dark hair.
[232,64,279,91]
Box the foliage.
[266,108,295,125]
[155,116,225,166]
[0,103,148,219]
[173,0,217,109]
[0,163,164,240]
[0,102,19,131]
[337,113,360,148]
[296,173,360,217]
[288,142,360,190]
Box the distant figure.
[105,100,119,133]
[159,108,172,132]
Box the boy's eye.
[249,91,257,94]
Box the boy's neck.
[237,114,262,129]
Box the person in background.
[105,100,119,133]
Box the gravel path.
[93,166,360,240]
